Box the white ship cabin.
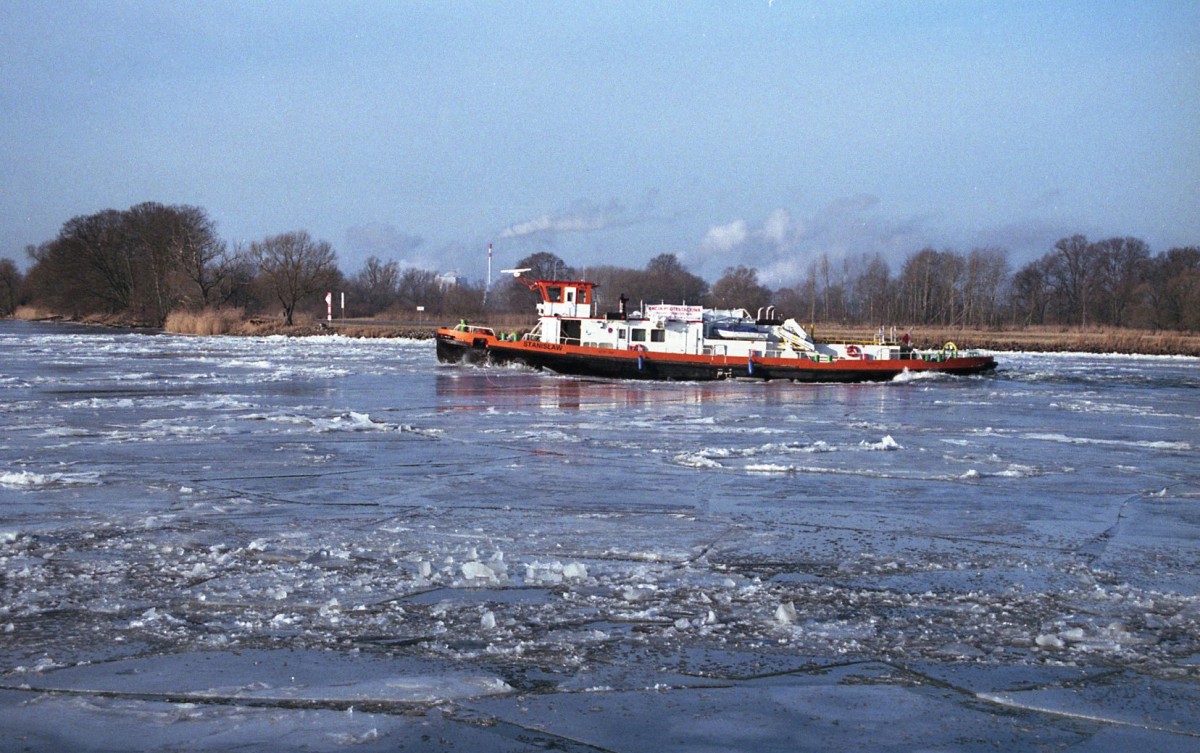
[531,279,595,319]
[529,279,709,354]
[529,279,608,348]
[527,277,904,361]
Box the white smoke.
[700,219,749,253]
[693,195,933,285]
[499,196,658,241]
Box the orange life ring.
[845,344,862,359]
[630,344,647,352]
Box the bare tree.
[898,248,935,324]
[519,251,572,280]
[441,278,486,319]
[642,253,708,305]
[710,266,771,311]
[963,247,1009,327]
[57,209,137,315]
[1092,237,1150,326]
[770,284,809,322]
[1049,235,1101,326]
[1010,258,1052,325]
[809,253,837,321]
[126,202,185,324]
[250,231,339,325]
[579,255,708,311]
[1148,246,1200,330]
[396,267,441,313]
[775,267,817,323]
[171,205,229,307]
[498,252,571,312]
[577,264,640,311]
[848,253,892,324]
[897,248,969,326]
[218,244,260,311]
[351,256,401,315]
[0,259,21,315]
[17,203,232,325]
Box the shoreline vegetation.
[10,203,1197,348]
[11,306,1200,357]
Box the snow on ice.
[1,324,1198,750]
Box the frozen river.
[1,320,1198,751]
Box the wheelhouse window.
[650,329,666,343]
[630,328,647,342]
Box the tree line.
[3,202,1197,331]
[510,239,1198,331]
[5,203,481,326]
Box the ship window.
[566,289,575,303]
[630,328,647,342]
[650,329,666,343]
[547,286,562,302]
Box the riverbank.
[813,324,1200,357]
[10,308,1200,356]
[316,320,1200,357]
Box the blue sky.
[2,1,1198,286]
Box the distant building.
[437,272,462,290]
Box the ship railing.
[704,344,814,360]
[454,323,496,336]
[834,336,897,346]
[520,321,544,341]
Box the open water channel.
[1,320,1198,751]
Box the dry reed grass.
[812,324,1200,357]
[13,304,1198,356]
[163,308,246,336]
[234,316,1200,355]
[12,305,62,321]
